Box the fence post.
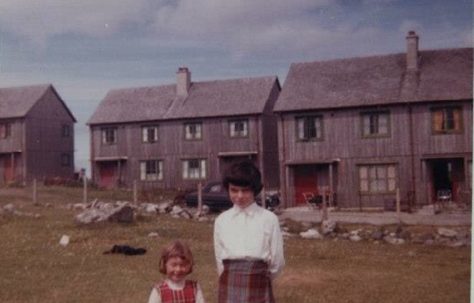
[322,186,328,221]
[32,179,38,205]
[83,175,88,204]
[396,187,401,222]
[197,182,203,216]
[133,180,138,203]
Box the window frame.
[0,122,11,139]
[431,106,463,134]
[184,122,203,141]
[61,153,71,167]
[182,158,207,180]
[360,111,391,138]
[101,127,117,145]
[139,159,163,181]
[295,115,323,142]
[62,124,71,138]
[229,119,249,138]
[142,125,159,143]
[358,163,397,195]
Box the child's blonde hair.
[159,240,194,274]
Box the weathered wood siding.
[24,88,75,181]
[90,114,280,190]
[278,100,472,208]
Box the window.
[102,127,117,144]
[184,123,202,140]
[359,164,397,194]
[61,153,71,167]
[140,160,163,181]
[296,116,323,141]
[432,107,463,133]
[361,111,390,137]
[142,126,158,143]
[229,119,248,138]
[0,123,11,139]
[182,159,207,179]
[62,124,71,138]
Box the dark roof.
[0,84,47,118]
[88,76,278,125]
[0,84,76,121]
[274,48,473,112]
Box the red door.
[98,162,117,189]
[3,157,14,183]
[294,165,318,205]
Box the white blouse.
[213,202,285,279]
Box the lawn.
[0,185,471,303]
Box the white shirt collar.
[231,202,259,218]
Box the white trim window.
[140,160,163,181]
[182,159,207,179]
[296,116,323,141]
[184,123,202,140]
[229,119,248,138]
[359,164,397,194]
[102,127,117,145]
[361,111,390,137]
[142,125,158,143]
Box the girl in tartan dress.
[148,240,205,303]
[214,161,285,303]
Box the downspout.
[408,104,416,210]
[279,114,288,207]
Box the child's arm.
[213,217,224,276]
[147,288,161,303]
[269,214,285,279]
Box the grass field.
[0,185,471,303]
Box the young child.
[148,240,205,303]
[214,161,285,303]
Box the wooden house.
[88,68,280,190]
[0,84,76,185]
[274,31,473,209]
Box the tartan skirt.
[218,259,275,303]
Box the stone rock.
[59,235,70,246]
[158,201,174,214]
[384,236,405,245]
[148,232,159,237]
[75,204,135,224]
[72,203,87,211]
[300,228,323,239]
[321,220,337,235]
[108,205,134,223]
[142,203,160,213]
[437,227,458,238]
[349,234,362,242]
[447,241,465,248]
[371,229,384,241]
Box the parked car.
[184,181,280,212]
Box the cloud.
[0,0,152,46]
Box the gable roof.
[274,48,473,112]
[0,84,76,121]
[88,76,278,125]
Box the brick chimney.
[176,67,191,97]
[406,31,419,70]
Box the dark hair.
[222,160,263,196]
[159,240,194,275]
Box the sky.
[0,0,472,174]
